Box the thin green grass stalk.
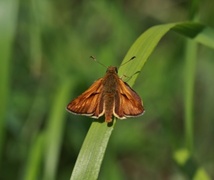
[24,133,45,180]
[184,40,197,153]
[43,80,72,180]
[183,0,200,154]
[70,22,214,180]
[0,0,19,164]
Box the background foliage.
[0,0,214,179]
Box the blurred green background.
[1,0,214,179]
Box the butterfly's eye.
[115,67,118,73]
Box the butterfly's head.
[106,66,118,74]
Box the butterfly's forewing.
[114,78,144,119]
[67,78,105,118]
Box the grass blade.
[24,133,45,180]
[70,122,114,180]
[43,80,72,180]
[70,22,214,180]
[184,39,197,153]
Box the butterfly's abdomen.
[103,93,114,122]
[102,73,118,122]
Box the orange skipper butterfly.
[67,59,144,122]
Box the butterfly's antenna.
[90,56,107,68]
[121,56,136,67]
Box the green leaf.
[70,22,214,180]
[70,122,114,180]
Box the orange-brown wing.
[114,79,144,119]
[67,78,104,118]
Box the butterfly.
[67,66,144,123]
